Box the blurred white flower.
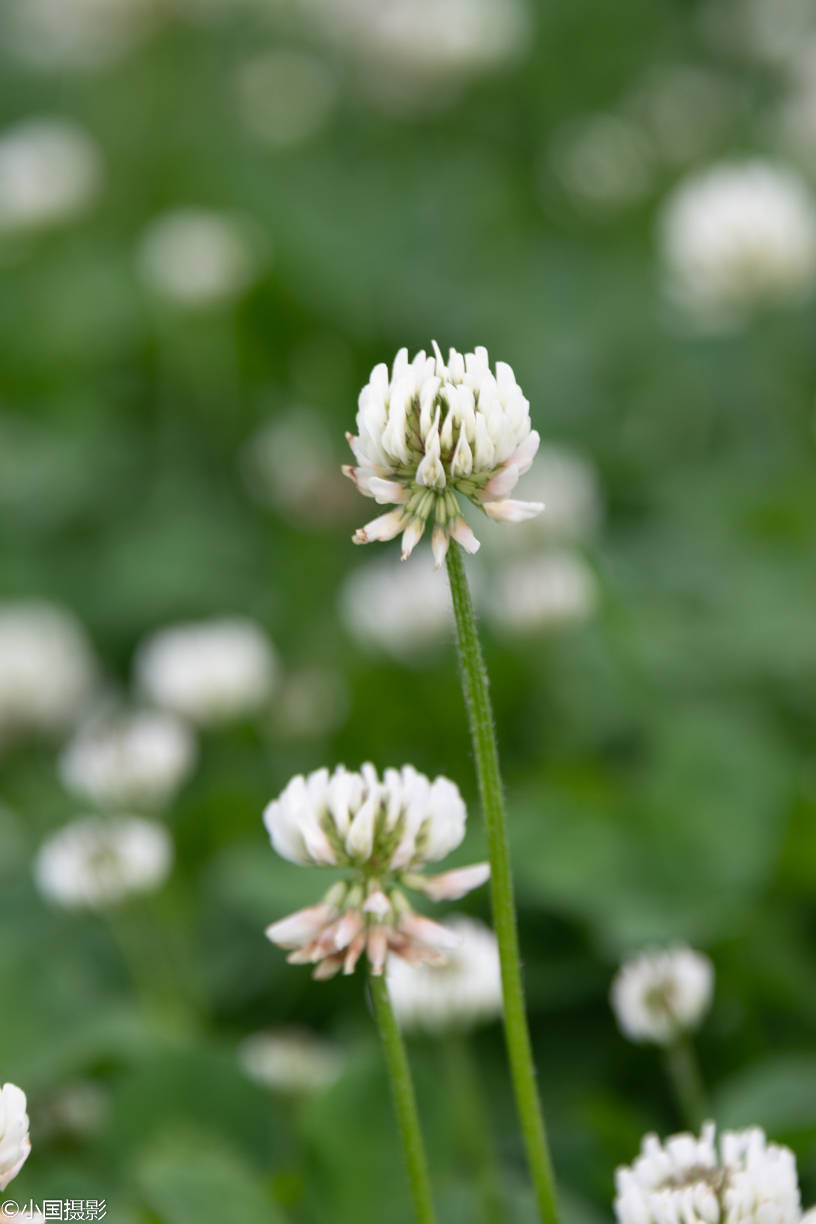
[264,763,489,978]
[550,112,653,212]
[306,0,529,113]
[1,0,163,71]
[236,50,336,151]
[134,617,278,726]
[626,65,741,168]
[239,1028,345,1094]
[241,408,353,527]
[386,916,502,1032]
[801,1210,816,1224]
[615,1123,801,1224]
[339,551,454,660]
[0,1083,30,1192]
[0,118,102,234]
[59,708,197,809]
[611,946,714,1046]
[137,208,260,309]
[0,601,97,745]
[700,0,815,65]
[488,551,597,634]
[658,161,816,328]
[345,343,543,567]
[35,815,173,909]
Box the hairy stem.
[369,971,437,1224]
[446,542,559,1224]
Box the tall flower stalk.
[446,542,559,1224]
[345,342,559,1223]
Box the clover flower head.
[0,1082,30,1192]
[239,1028,345,1095]
[344,343,543,567]
[263,763,490,978]
[615,1123,802,1224]
[611,945,714,1045]
[59,707,197,809]
[35,815,173,909]
[386,915,502,1033]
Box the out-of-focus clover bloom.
[59,708,197,809]
[487,552,597,634]
[386,916,502,1033]
[615,1123,802,1224]
[344,343,543,567]
[339,551,457,660]
[137,208,259,309]
[1,0,162,71]
[611,946,714,1046]
[263,764,489,979]
[0,118,102,234]
[134,617,278,726]
[239,1028,345,1094]
[0,601,97,745]
[35,815,173,909]
[658,161,816,327]
[0,1083,30,1192]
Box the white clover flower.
[0,1083,30,1192]
[137,209,259,309]
[239,1028,345,1094]
[59,708,197,809]
[550,112,653,213]
[35,815,173,909]
[658,161,816,328]
[134,617,278,726]
[0,601,97,745]
[0,118,102,235]
[487,552,598,634]
[611,946,714,1046]
[339,551,457,660]
[345,343,543,567]
[615,1123,802,1224]
[386,916,502,1033]
[801,1210,816,1224]
[241,409,353,528]
[264,764,490,979]
[236,50,337,151]
[305,0,529,113]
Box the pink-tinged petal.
[287,941,323,965]
[482,499,544,523]
[451,518,480,554]
[265,902,336,949]
[398,913,463,953]
[508,430,540,475]
[333,909,364,950]
[363,889,392,919]
[480,463,520,500]
[353,509,407,544]
[417,862,491,901]
[400,518,425,560]
[313,954,345,980]
[431,524,450,569]
[343,932,367,974]
[367,925,389,975]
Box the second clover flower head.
[344,342,544,567]
[611,945,714,1045]
[263,763,490,979]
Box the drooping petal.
[481,499,544,523]
[418,862,491,901]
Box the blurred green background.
[1,0,816,1220]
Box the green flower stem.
[444,1034,504,1224]
[665,1035,708,1131]
[369,971,437,1224]
[446,542,559,1224]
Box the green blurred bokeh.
[1,0,816,1220]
